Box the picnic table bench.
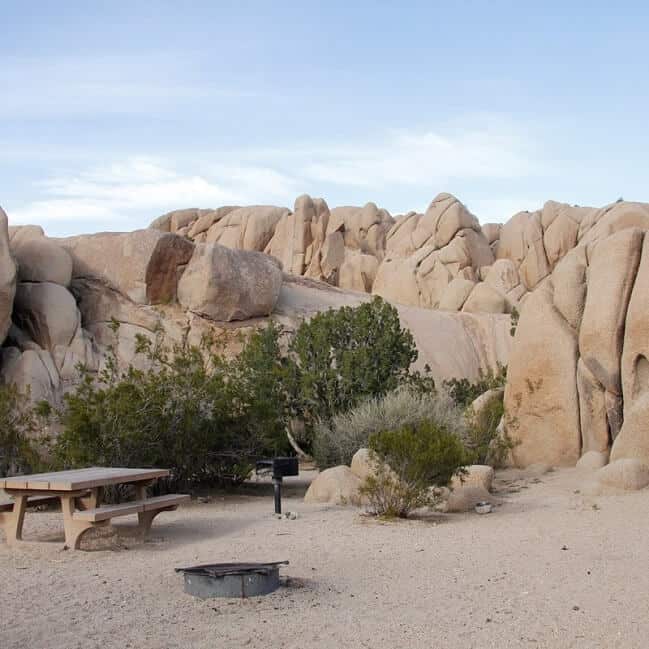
[0,467,189,549]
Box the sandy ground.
[2,468,649,649]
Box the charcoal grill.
[255,456,299,514]
[176,561,289,598]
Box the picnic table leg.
[60,495,104,550]
[76,487,103,511]
[0,495,28,544]
[137,506,177,535]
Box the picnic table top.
[0,467,170,491]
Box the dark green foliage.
[466,396,506,465]
[360,420,469,518]
[509,307,519,337]
[52,323,290,490]
[0,383,41,477]
[443,364,507,408]
[286,297,429,445]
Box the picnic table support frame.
[0,494,27,545]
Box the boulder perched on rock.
[304,466,364,506]
[13,238,73,286]
[177,243,282,321]
[13,282,80,351]
[58,229,194,305]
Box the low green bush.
[51,322,291,490]
[442,364,507,408]
[465,396,506,465]
[312,386,466,469]
[360,420,470,518]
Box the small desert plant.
[360,420,470,518]
[465,395,505,465]
[443,364,507,408]
[312,386,466,469]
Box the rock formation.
[4,190,649,477]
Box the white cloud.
[5,121,542,234]
[301,128,535,188]
[6,156,298,232]
[0,55,259,119]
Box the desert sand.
[1,468,648,649]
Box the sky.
[2,1,649,236]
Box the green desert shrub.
[285,296,432,449]
[51,322,291,490]
[442,364,507,408]
[360,420,470,518]
[0,383,42,477]
[312,386,466,469]
[465,395,506,465]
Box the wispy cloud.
[4,119,543,234]
[0,54,259,119]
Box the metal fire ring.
[175,561,289,599]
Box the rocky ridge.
[4,192,649,474]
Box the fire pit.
[176,561,289,598]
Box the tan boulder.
[13,282,80,351]
[543,208,579,269]
[576,450,609,471]
[481,223,501,245]
[267,195,329,276]
[385,212,423,256]
[350,448,374,482]
[446,485,492,513]
[12,238,73,286]
[8,224,45,245]
[338,250,379,293]
[421,193,481,249]
[620,234,649,412]
[595,458,649,491]
[187,207,239,238]
[450,465,494,492]
[327,203,392,259]
[58,229,195,305]
[438,278,475,311]
[484,259,520,295]
[304,466,363,506]
[205,205,288,251]
[177,243,282,321]
[0,208,17,344]
[611,393,649,466]
[579,228,643,395]
[1,347,59,403]
[504,285,581,467]
[462,283,507,314]
[576,359,610,454]
[372,254,422,307]
[551,247,587,330]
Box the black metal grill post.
[273,475,282,514]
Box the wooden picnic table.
[0,467,189,549]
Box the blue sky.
[2,1,649,236]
